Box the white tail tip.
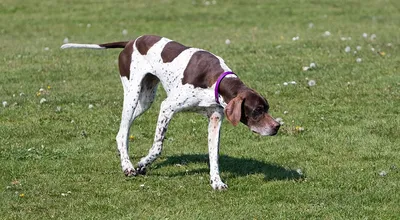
[60,43,105,50]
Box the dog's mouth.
[250,126,279,136]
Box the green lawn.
[1,0,399,219]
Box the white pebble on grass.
[340,37,351,41]
[323,31,331,37]
[122,29,128,36]
[292,36,300,41]
[356,58,362,63]
[379,171,387,177]
[275,117,284,125]
[44,47,50,51]
[345,46,351,53]
[225,39,231,45]
[308,80,316,87]
[283,82,288,86]
[86,23,91,28]
[296,169,303,175]
[290,81,297,85]
[362,33,368,38]
[356,46,362,51]
[63,38,69,44]
[88,104,94,109]
[2,101,8,107]
[40,98,47,104]
[309,62,316,68]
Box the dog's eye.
[252,107,263,118]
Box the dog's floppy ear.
[224,96,243,126]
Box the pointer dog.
[61,35,280,190]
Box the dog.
[61,35,280,190]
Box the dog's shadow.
[154,154,304,181]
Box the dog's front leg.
[137,100,176,174]
[208,109,228,190]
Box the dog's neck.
[218,77,249,105]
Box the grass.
[1,0,399,219]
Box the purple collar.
[215,71,236,104]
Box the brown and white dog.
[61,35,280,190]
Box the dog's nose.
[273,120,281,129]
[271,121,280,136]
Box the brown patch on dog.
[136,35,162,55]
[161,41,189,63]
[218,78,247,103]
[182,51,225,88]
[118,40,135,79]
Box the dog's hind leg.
[116,74,149,177]
[136,97,178,175]
[132,74,159,119]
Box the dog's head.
[224,90,280,136]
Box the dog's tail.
[60,41,129,50]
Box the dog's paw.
[122,159,136,176]
[136,165,147,175]
[211,180,228,190]
[124,168,137,177]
